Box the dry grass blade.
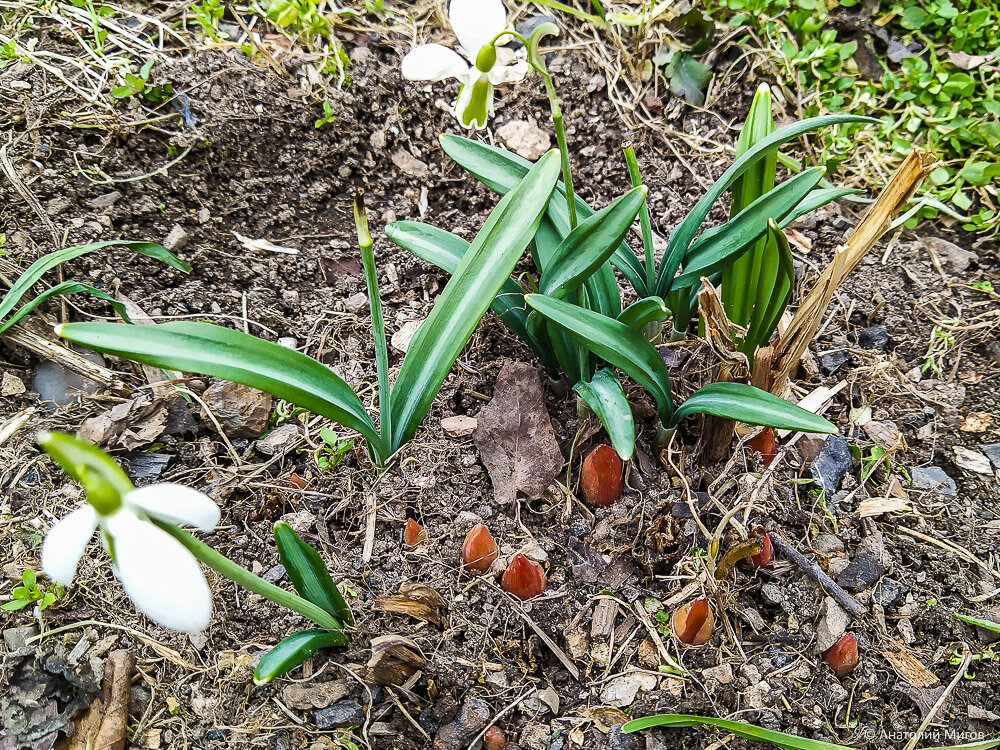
[762,148,939,393]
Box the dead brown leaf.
[881,638,939,687]
[365,635,427,686]
[57,649,135,750]
[473,360,564,504]
[374,583,448,627]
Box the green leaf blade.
[573,369,635,459]
[252,629,348,685]
[273,521,353,626]
[389,150,561,451]
[58,321,387,463]
[669,382,836,433]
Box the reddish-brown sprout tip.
[462,524,499,574]
[581,444,624,507]
[747,427,777,467]
[484,726,506,750]
[824,632,859,677]
[501,554,547,600]
[749,526,773,569]
[672,598,715,645]
[288,473,308,491]
[403,518,428,547]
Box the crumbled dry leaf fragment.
[473,361,564,504]
[441,415,477,438]
[59,649,135,750]
[365,634,427,686]
[960,412,994,432]
[374,583,447,627]
[882,639,939,687]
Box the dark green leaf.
[273,521,352,626]
[665,51,712,106]
[526,294,674,423]
[573,369,635,459]
[389,150,561,450]
[617,297,670,331]
[252,629,348,685]
[668,382,836,433]
[59,321,388,463]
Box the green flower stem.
[529,0,607,27]
[518,26,578,230]
[153,520,344,632]
[355,194,390,444]
[623,145,655,294]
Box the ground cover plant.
[1,1,999,750]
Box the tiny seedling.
[191,0,226,41]
[112,59,174,104]
[312,427,354,471]
[315,99,337,129]
[2,568,65,612]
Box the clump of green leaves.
[708,0,1000,233]
[112,59,174,103]
[191,0,226,41]
[2,568,65,612]
[312,427,354,470]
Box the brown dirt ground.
[2,7,999,750]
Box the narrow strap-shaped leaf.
[440,133,647,296]
[654,113,877,295]
[622,714,853,750]
[0,281,132,335]
[385,220,560,373]
[779,187,866,228]
[573,369,635,459]
[618,296,670,331]
[668,382,835,433]
[0,241,188,322]
[541,186,647,300]
[526,293,674,423]
[671,167,825,289]
[59,320,388,462]
[743,220,794,356]
[724,84,777,327]
[356,199,391,445]
[273,521,353,625]
[389,150,561,450]
[252,629,348,685]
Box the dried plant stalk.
[760,148,938,394]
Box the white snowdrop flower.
[42,482,220,633]
[401,0,528,129]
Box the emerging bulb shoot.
[747,427,777,467]
[748,525,773,569]
[672,598,714,645]
[581,444,623,507]
[462,524,499,574]
[824,632,859,677]
[484,725,506,750]
[403,518,428,547]
[501,554,547,600]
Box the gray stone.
[315,700,364,729]
[813,534,845,554]
[761,583,786,606]
[3,625,39,650]
[263,564,286,583]
[921,237,978,272]
[163,223,189,252]
[911,466,957,496]
[88,190,121,209]
[983,444,1000,471]
[811,435,853,494]
[435,698,491,749]
[857,324,889,351]
[815,597,849,653]
[34,350,106,408]
[608,725,640,750]
[838,532,892,592]
[820,350,849,374]
[872,577,905,608]
[344,292,369,313]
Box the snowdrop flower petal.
[402,43,470,82]
[455,74,494,130]
[488,59,529,85]
[106,510,213,633]
[127,483,220,532]
[449,0,507,62]
[41,504,98,586]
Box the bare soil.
[2,15,999,750]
